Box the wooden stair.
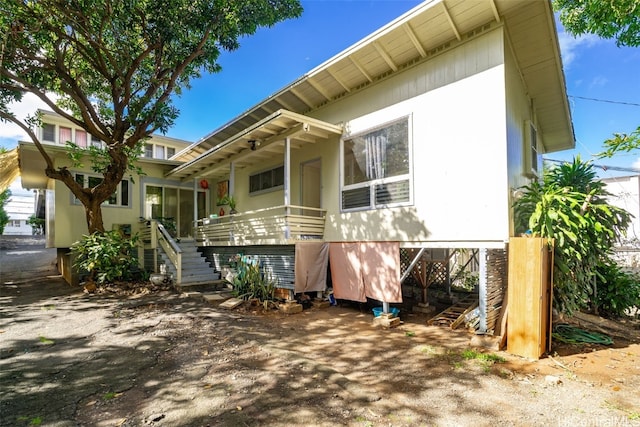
[427,295,478,329]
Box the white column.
[284,137,291,239]
[229,162,235,196]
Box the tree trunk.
[84,199,105,234]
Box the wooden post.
[284,137,291,239]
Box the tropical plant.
[0,0,303,234]
[594,260,640,318]
[229,257,276,303]
[513,157,632,315]
[71,231,139,284]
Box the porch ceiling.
[166,109,343,181]
[173,0,573,167]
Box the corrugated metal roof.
[172,0,573,176]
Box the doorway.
[301,158,321,216]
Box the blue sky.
[2,0,640,177]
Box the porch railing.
[194,204,326,246]
[139,219,183,283]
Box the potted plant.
[219,195,238,214]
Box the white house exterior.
[3,178,35,236]
[601,175,640,245]
[15,0,575,334]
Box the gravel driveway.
[1,239,639,426]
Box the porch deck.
[194,205,326,246]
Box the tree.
[554,0,640,47]
[0,187,10,235]
[513,157,631,315]
[0,0,303,234]
[554,0,640,158]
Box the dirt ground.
[1,241,640,427]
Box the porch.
[194,204,326,246]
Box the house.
[2,178,37,236]
[15,0,574,335]
[17,110,197,283]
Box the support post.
[478,248,488,333]
[284,137,291,239]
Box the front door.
[301,158,321,216]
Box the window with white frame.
[341,116,411,211]
[75,129,87,147]
[249,165,285,194]
[42,123,55,142]
[73,173,130,207]
[7,219,21,227]
[143,143,174,159]
[59,126,72,145]
[90,134,103,148]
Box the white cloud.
[0,93,51,146]
[633,158,640,171]
[557,30,600,69]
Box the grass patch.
[103,392,120,400]
[17,416,42,426]
[38,336,54,345]
[405,331,415,337]
[461,349,506,363]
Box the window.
[155,145,165,159]
[167,147,176,158]
[8,220,21,227]
[75,130,87,148]
[144,143,154,158]
[250,165,285,194]
[90,135,103,148]
[59,127,72,145]
[42,124,55,142]
[341,117,411,211]
[74,173,130,207]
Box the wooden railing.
[194,205,326,246]
[139,220,183,283]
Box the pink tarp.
[294,242,329,293]
[329,242,402,303]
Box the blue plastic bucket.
[372,307,400,318]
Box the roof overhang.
[173,0,573,166]
[167,109,343,181]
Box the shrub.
[595,261,640,318]
[230,257,276,302]
[71,231,139,284]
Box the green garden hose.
[552,324,614,345]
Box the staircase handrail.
[155,221,182,284]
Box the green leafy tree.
[513,157,632,315]
[0,0,303,234]
[0,187,10,235]
[554,0,640,47]
[554,0,640,158]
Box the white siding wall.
[304,28,511,247]
[603,176,640,243]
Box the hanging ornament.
[199,179,209,189]
[219,207,225,216]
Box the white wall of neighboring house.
[3,177,35,235]
[602,175,640,245]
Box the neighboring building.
[16,1,575,335]
[3,178,36,236]
[601,174,640,245]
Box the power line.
[569,95,640,108]
[544,158,640,174]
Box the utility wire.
[544,158,640,174]
[569,95,640,108]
